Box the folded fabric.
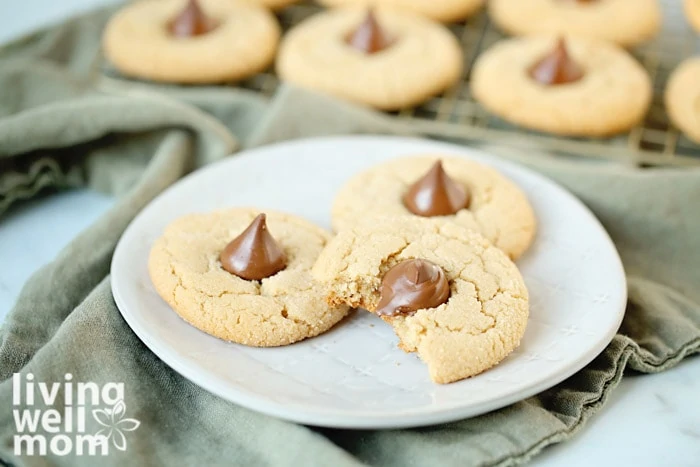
[0,7,698,467]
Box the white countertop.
[1,1,699,466]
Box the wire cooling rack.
[103,1,700,166]
[238,1,699,166]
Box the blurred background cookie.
[471,36,652,136]
[488,0,661,48]
[665,57,700,143]
[277,7,462,110]
[315,0,485,23]
[103,0,280,83]
[684,0,700,32]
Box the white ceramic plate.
[111,136,626,429]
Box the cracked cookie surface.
[149,208,350,347]
[312,216,529,383]
[331,154,536,259]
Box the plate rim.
[111,135,627,429]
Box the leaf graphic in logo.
[112,400,126,420]
[95,427,113,440]
[112,429,128,451]
[92,400,140,451]
[92,409,112,428]
[118,419,140,432]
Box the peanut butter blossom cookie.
[489,0,661,47]
[316,0,485,23]
[665,58,700,144]
[148,209,350,347]
[103,0,280,83]
[331,155,536,259]
[471,36,652,136]
[312,217,529,384]
[276,7,463,110]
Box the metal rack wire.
[106,1,700,166]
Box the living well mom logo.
[12,373,140,456]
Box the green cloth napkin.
[1,8,699,467]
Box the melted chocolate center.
[376,259,451,317]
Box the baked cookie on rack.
[149,209,350,347]
[312,216,529,384]
[488,0,661,48]
[471,36,652,137]
[103,0,280,83]
[684,0,700,32]
[331,155,536,259]
[315,0,485,23]
[665,57,700,143]
[276,7,462,110]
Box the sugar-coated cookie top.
[148,208,349,347]
[331,154,536,259]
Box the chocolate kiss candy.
[376,259,451,317]
[529,38,584,85]
[403,160,470,217]
[220,214,287,281]
[168,0,217,38]
[346,9,394,54]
